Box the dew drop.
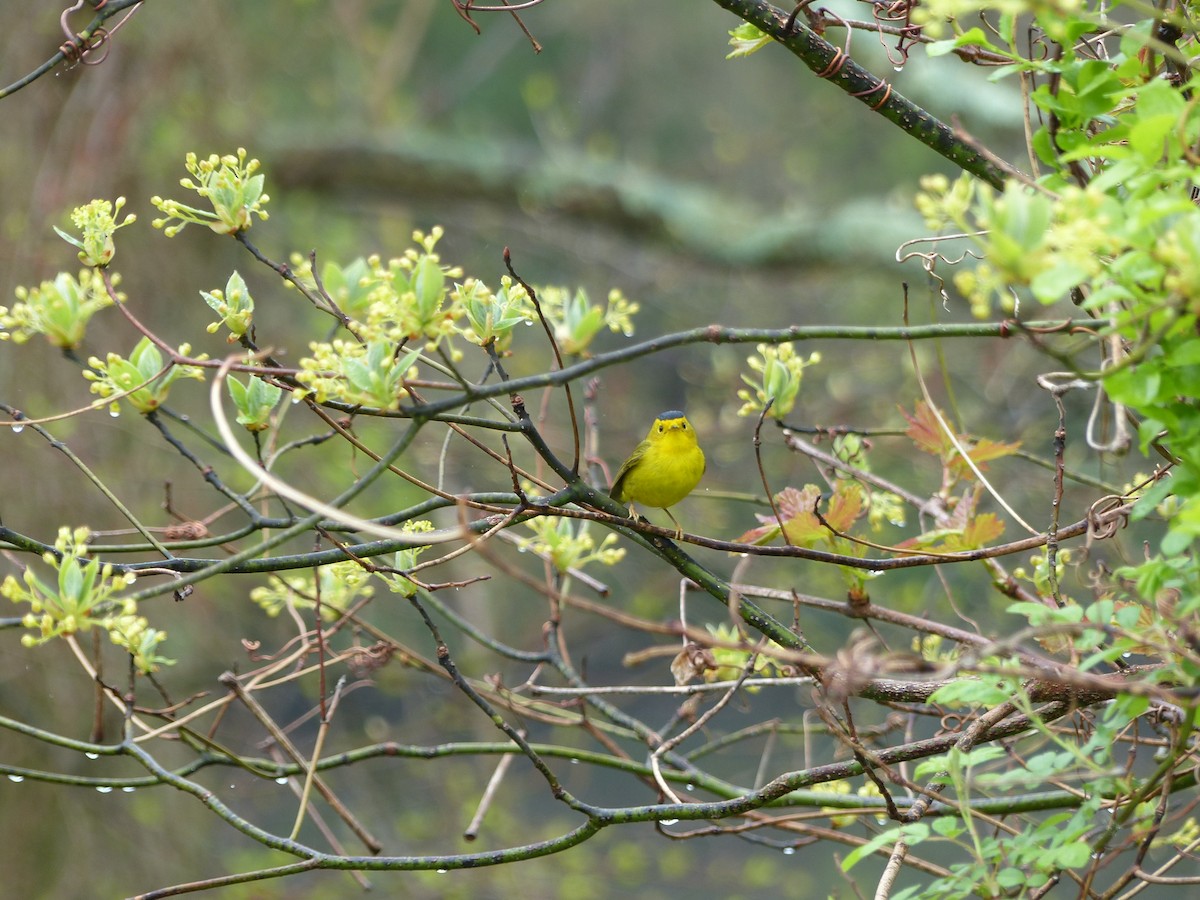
[85,753,99,760]
[10,423,24,434]
[96,785,113,793]
[893,65,904,73]
[783,846,796,856]
[685,784,694,791]
[658,818,679,826]
[7,775,24,783]
[122,786,135,793]
[275,777,289,785]
[569,758,580,765]
[436,869,448,875]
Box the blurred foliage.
[0,2,1173,899]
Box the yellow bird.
[609,410,705,538]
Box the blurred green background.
[0,3,1121,898]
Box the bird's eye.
[657,425,664,432]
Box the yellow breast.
[616,424,705,509]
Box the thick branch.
[710,0,1015,188]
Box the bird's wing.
[609,439,650,501]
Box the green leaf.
[227,376,247,407]
[928,678,1014,707]
[242,173,264,207]
[246,374,280,408]
[412,254,445,317]
[928,28,1004,58]
[931,817,963,837]
[59,557,83,603]
[1068,60,1125,122]
[1128,114,1180,164]
[842,824,928,872]
[997,867,1027,888]
[1104,365,1161,407]
[343,357,374,393]
[1054,841,1094,868]
[1166,339,1200,366]
[1031,127,1057,166]
[130,338,165,380]
[912,755,954,782]
[1030,261,1089,303]
[394,347,422,375]
[1162,527,1194,556]
[52,225,86,252]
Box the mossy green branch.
[413,319,1099,420]
[0,0,147,100]
[710,0,1015,189]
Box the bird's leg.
[664,508,683,540]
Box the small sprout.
[3,527,167,673]
[1152,817,1200,850]
[1,269,121,348]
[456,276,532,351]
[108,615,173,674]
[914,173,976,232]
[357,228,465,348]
[518,517,625,574]
[151,148,269,236]
[250,560,374,620]
[534,286,639,356]
[378,521,437,598]
[867,490,907,530]
[735,484,865,547]
[290,231,480,358]
[736,342,821,419]
[83,337,207,415]
[296,338,420,409]
[813,779,856,828]
[703,622,781,688]
[202,270,254,339]
[910,633,951,663]
[1014,550,1073,600]
[726,22,772,58]
[288,255,375,320]
[54,197,137,267]
[228,367,283,432]
[945,182,1123,317]
[1156,493,1183,520]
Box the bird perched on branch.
[610,410,705,539]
